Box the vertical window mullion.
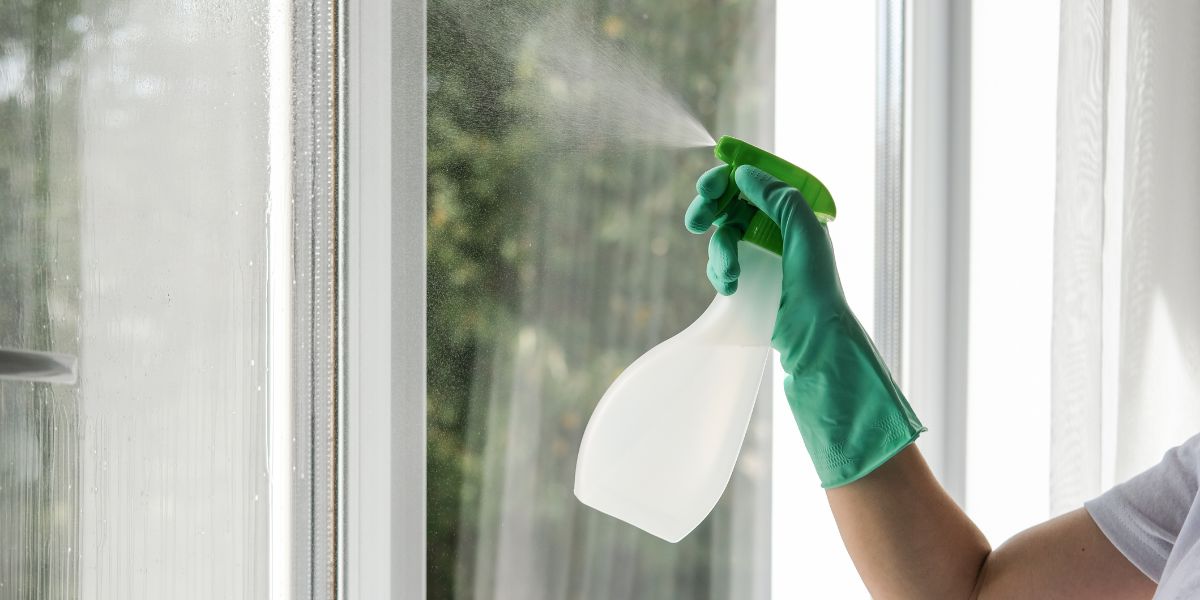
[876,0,906,374]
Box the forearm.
[826,444,989,599]
[824,445,1156,599]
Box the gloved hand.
[686,164,925,488]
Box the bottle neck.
[688,242,781,346]
[711,172,782,256]
[742,211,783,255]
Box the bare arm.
[825,445,1156,599]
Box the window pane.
[427,0,774,597]
[967,0,1057,543]
[0,0,271,596]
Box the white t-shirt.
[1085,432,1200,599]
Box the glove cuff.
[806,413,925,488]
[779,308,926,488]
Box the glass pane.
[1,0,271,596]
[0,1,83,594]
[427,0,774,597]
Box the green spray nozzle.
[712,135,837,256]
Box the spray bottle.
[573,136,836,542]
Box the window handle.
[0,348,78,385]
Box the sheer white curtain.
[1052,0,1200,513]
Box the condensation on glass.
[1,0,270,597]
[426,0,775,598]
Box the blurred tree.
[427,0,772,598]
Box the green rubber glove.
[686,164,925,488]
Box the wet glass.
[0,0,270,597]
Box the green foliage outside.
[427,0,772,597]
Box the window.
[0,0,337,597]
[5,0,1017,597]
[425,0,775,597]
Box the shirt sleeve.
[1084,433,1200,582]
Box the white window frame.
[269,0,342,596]
[342,0,427,598]
[903,0,972,503]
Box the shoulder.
[1162,432,1200,476]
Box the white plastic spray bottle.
[573,136,837,542]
